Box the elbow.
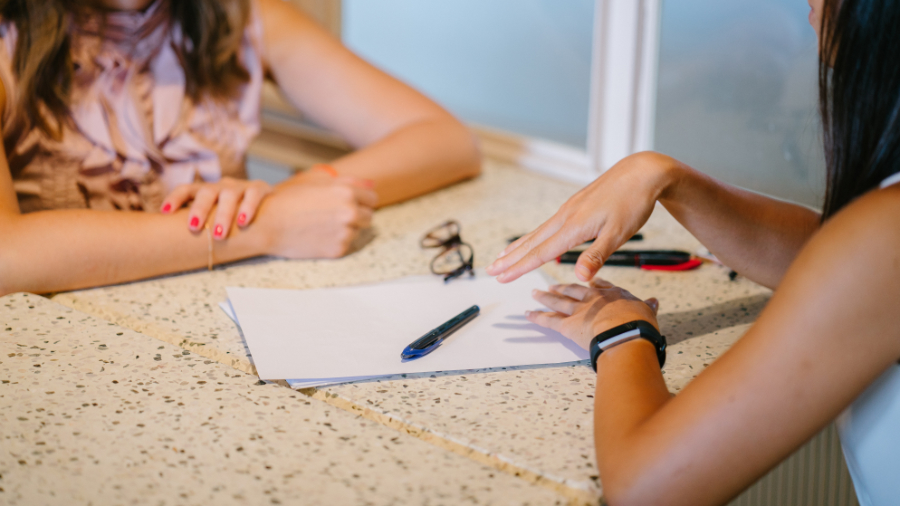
[601,467,690,506]
[434,113,481,180]
[0,251,14,297]
[0,220,26,297]
[597,450,670,506]
[602,479,646,506]
[451,119,482,180]
[600,465,643,506]
[461,131,482,179]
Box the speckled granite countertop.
[43,161,772,503]
[1,293,566,505]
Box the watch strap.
[589,320,666,371]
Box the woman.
[0,0,480,296]
[487,0,899,504]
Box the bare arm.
[0,83,265,295]
[658,157,820,288]
[0,155,266,295]
[257,0,481,207]
[527,188,900,505]
[488,152,820,289]
[0,172,378,296]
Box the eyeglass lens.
[421,220,474,281]
[421,220,461,249]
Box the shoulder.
[782,186,900,329]
[818,185,900,253]
[798,186,900,281]
[257,0,315,32]
[255,0,339,70]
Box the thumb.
[574,239,616,282]
[644,297,660,314]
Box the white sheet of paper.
[226,271,589,381]
[220,300,386,388]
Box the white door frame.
[253,0,662,186]
[477,0,661,184]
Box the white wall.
[342,0,595,148]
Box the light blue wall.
[342,0,594,148]
[654,0,825,206]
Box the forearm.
[328,117,480,207]
[593,339,671,504]
[657,158,820,288]
[0,209,267,295]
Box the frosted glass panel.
[654,0,826,206]
[343,0,594,148]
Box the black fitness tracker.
[589,320,667,372]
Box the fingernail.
[496,250,507,259]
[237,213,247,226]
[161,202,172,213]
[575,265,590,280]
[189,216,200,229]
[497,272,509,283]
[486,262,498,274]
[531,289,539,297]
[525,310,533,317]
[214,224,224,238]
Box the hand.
[527,278,659,351]
[161,177,273,240]
[255,176,378,259]
[486,151,679,283]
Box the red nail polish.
[214,224,224,238]
[161,202,172,213]
[190,216,199,228]
[237,213,247,225]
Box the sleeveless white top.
[835,172,900,506]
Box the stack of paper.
[221,271,589,388]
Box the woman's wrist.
[596,336,658,369]
[653,155,695,207]
[590,314,660,340]
[634,151,684,204]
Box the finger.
[495,229,576,283]
[339,175,376,191]
[589,277,615,289]
[550,283,590,301]
[187,186,218,231]
[531,288,580,316]
[574,229,621,281]
[524,310,567,332]
[160,183,199,214]
[350,184,378,209]
[498,230,535,260]
[212,189,241,240]
[235,183,272,228]
[352,205,374,229]
[486,220,561,276]
[644,297,660,315]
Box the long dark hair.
[0,0,250,138]
[820,0,900,219]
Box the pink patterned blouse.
[0,0,264,212]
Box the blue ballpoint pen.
[401,305,480,360]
